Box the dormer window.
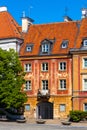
[26,44,33,52]
[26,46,32,52]
[83,40,87,47]
[40,39,55,55]
[61,40,68,48]
[42,44,49,53]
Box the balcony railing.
[37,89,50,100]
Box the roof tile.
[20,21,78,56]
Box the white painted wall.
[0,42,16,51]
[0,38,23,52]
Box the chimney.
[22,11,34,33]
[0,6,7,12]
[81,8,87,19]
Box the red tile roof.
[0,11,22,39]
[20,21,79,56]
[76,18,87,48]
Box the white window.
[83,79,87,90]
[83,58,87,68]
[42,80,48,90]
[59,104,66,112]
[83,40,87,47]
[42,44,49,52]
[59,79,66,90]
[59,62,66,71]
[25,104,30,111]
[83,103,87,111]
[26,46,32,52]
[25,81,31,90]
[24,63,31,72]
[41,63,48,71]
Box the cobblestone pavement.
[0,119,87,130]
[26,118,87,127]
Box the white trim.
[0,38,23,44]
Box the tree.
[0,48,27,109]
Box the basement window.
[59,104,66,112]
[25,104,30,111]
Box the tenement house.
[0,6,87,119]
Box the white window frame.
[83,103,87,111]
[59,104,66,112]
[42,80,48,90]
[24,63,32,72]
[59,79,66,90]
[83,78,87,91]
[83,58,87,68]
[41,63,48,71]
[59,62,66,71]
[25,80,32,91]
[42,44,49,53]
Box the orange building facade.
[21,56,72,119]
[70,17,87,112]
[0,6,87,119]
[71,53,87,111]
[19,20,78,119]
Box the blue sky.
[0,0,87,25]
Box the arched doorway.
[36,102,53,119]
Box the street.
[0,122,87,130]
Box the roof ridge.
[32,20,80,26]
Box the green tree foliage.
[0,49,27,109]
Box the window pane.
[84,40,87,46]
[25,64,31,72]
[83,58,87,68]
[59,62,66,70]
[61,40,68,48]
[60,104,66,112]
[26,46,31,52]
[42,63,48,71]
[42,80,48,90]
[25,104,30,111]
[42,44,49,52]
[25,81,31,90]
[83,79,87,90]
[60,80,66,90]
[84,103,87,111]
